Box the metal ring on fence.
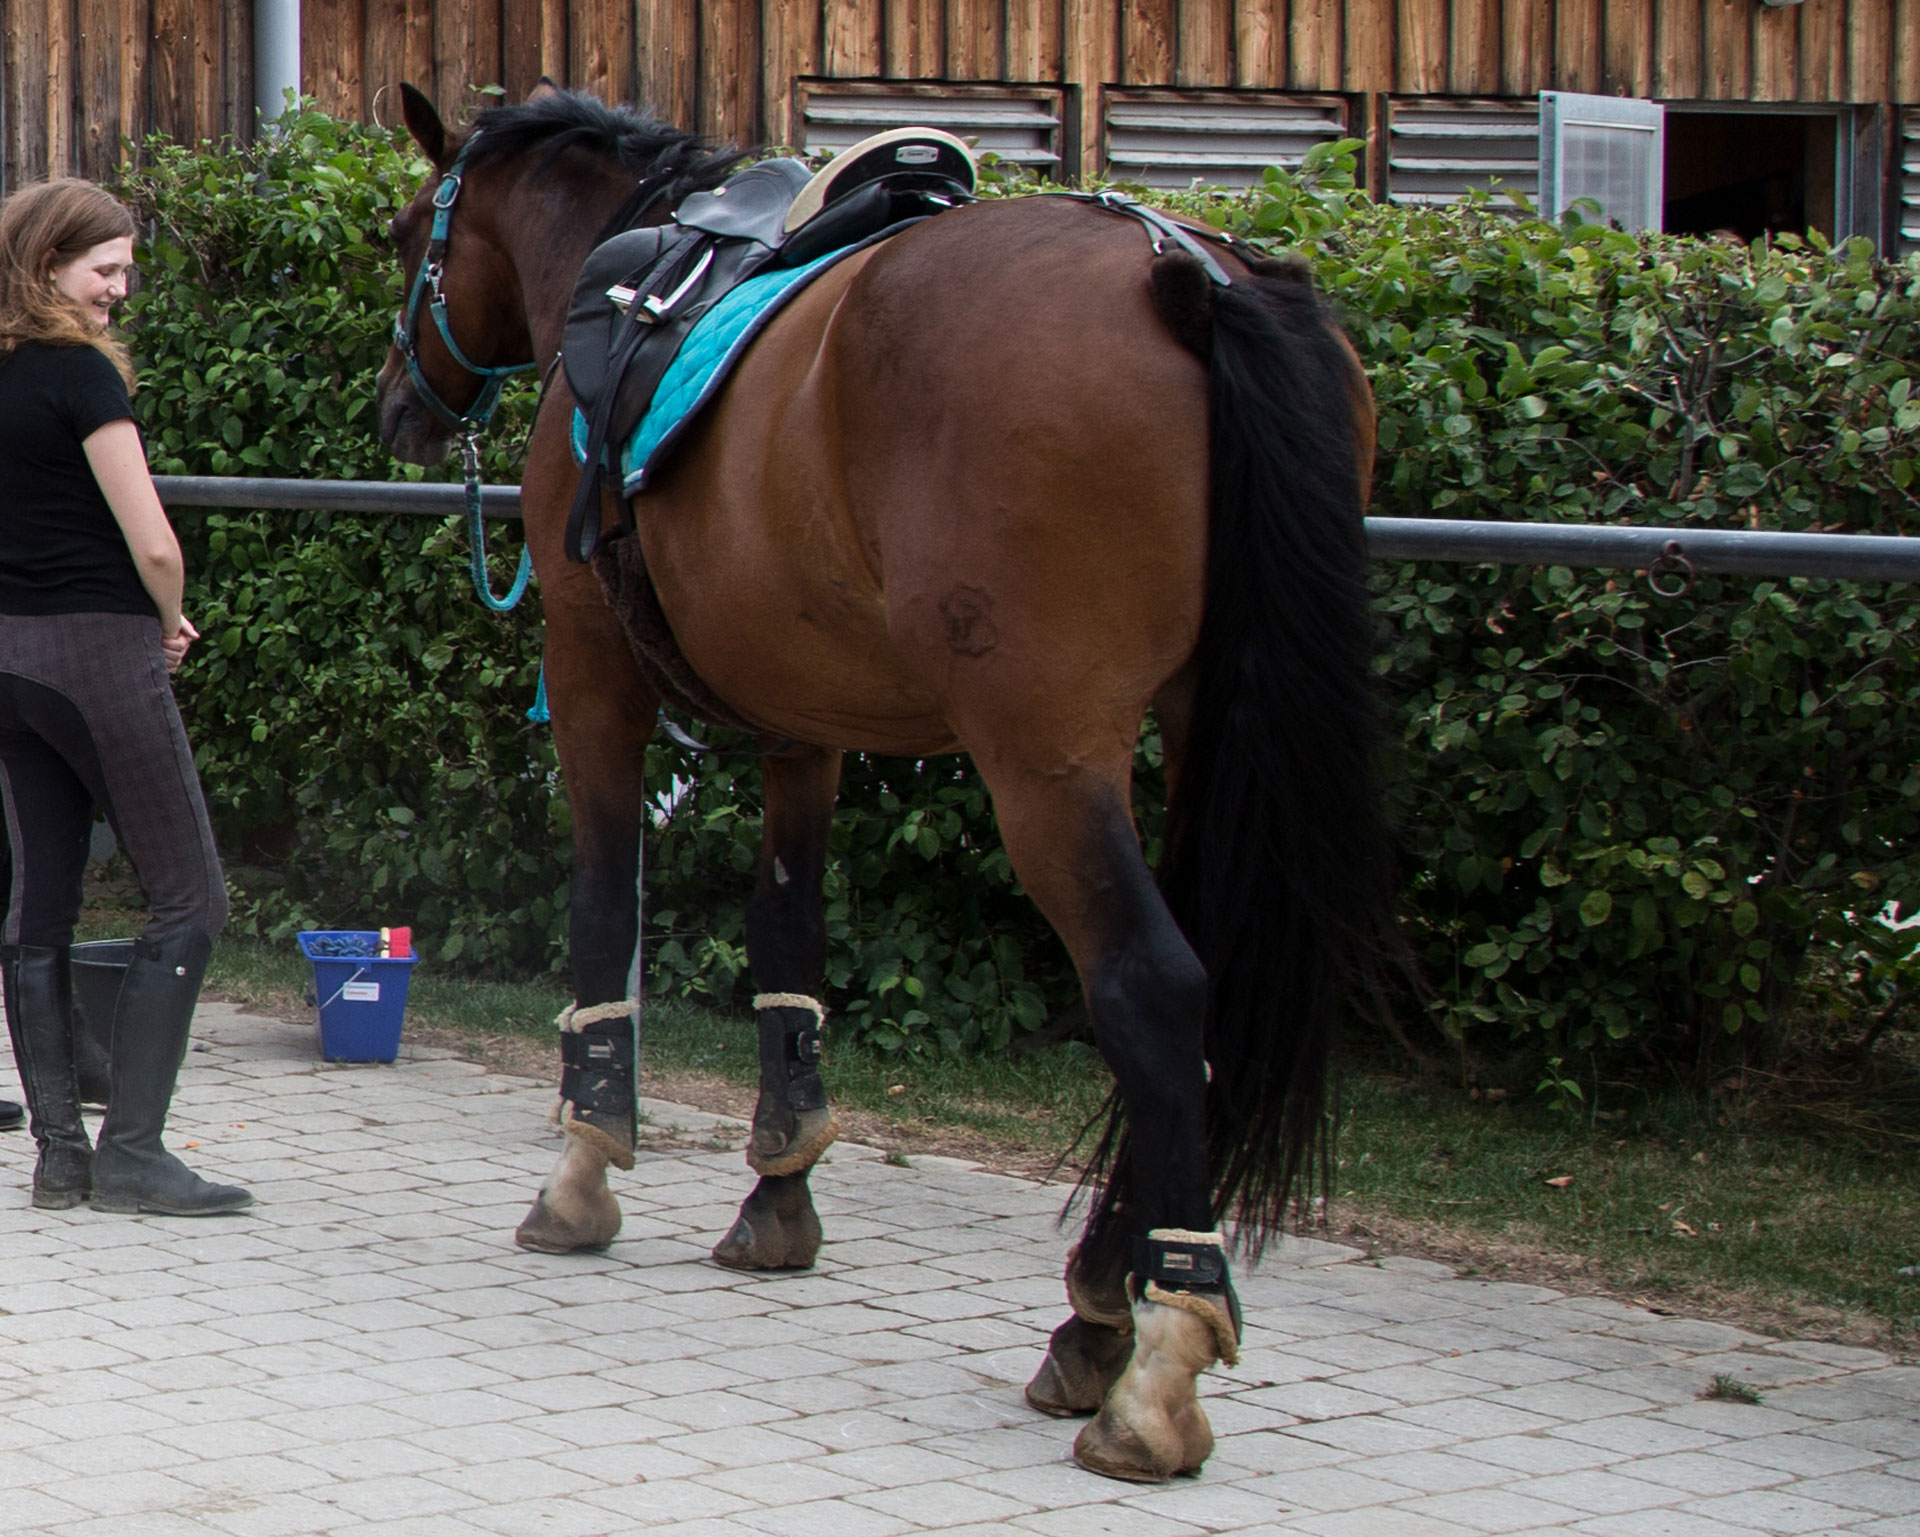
[1647,540,1695,599]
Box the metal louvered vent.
[1901,110,1920,259]
[1387,98,1539,208]
[796,84,1064,174]
[1103,92,1348,189]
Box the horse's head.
[376,84,539,466]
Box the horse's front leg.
[712,744,842,1271]
[514,410,659,1254]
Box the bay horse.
[375,84,1394,1482]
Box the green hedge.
[116,115,1920,1076]
[115,109,563,970]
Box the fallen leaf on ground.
[1544,1175,1574,1188]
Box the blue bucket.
[297,931,418,1063]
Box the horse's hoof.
[1026,1314,1135,1418]
[1070,1296,1218,1482]
[710,1175,823,1269]
[514,1128,623,1253]
[745,1105,839,1177]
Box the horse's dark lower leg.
[981,775,1237,1480]
[513,514,658,1253]
[711,746,841,1270]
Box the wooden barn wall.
[1,1,1914,187]
[3,0,252,189]
[297,0,1918,168]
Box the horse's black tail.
[1083,254,1398,1259]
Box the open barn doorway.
[1664,110,1840,243]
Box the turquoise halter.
[393,133,535,613]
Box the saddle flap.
[563,225,677,419]
[674,158,812,246]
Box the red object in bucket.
[382,926,412,959]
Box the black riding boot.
[91,926,250,1216]
[1,945,93,1208]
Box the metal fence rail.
[152,477,1920,585]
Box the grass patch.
[1700,1373,1764,1405]
[1336,1074,1920,1348]
[165,914,1920,1347]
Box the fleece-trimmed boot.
[90,926,250,1216]
[2,945,94,1208]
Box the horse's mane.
[463,92,745,234]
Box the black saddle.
[562,129,977,563]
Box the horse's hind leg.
[712,745,842,1271]
[981,766,1238,1480]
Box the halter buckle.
[431,173,463,209]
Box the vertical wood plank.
[1502,0,1550,93]
[79,0,120,179]
[1063,0,1117,180]
[1397,0,1444,91]
[1651,0,1702,98]
[541,0,568,86]
[825,0,883,74]
[1895,0,1919,99]
[1176,0,1230,85]
[303,0,363,118]
[572,0,632,103]
[1846,0,1891,101]
[949,0,1005,78]
[148,0,191,142]
[1006,0,1063,80]
[7,0,51,186]
[1556,0,1602,91]
[1344,0,1392,91]
[698,0,758,145]
[1449,0,1500,94]
[637,0,696,121]
[363,0,404,120]
[224,0,253,139]
[501,0,540,99]
[434,0,477,124]
[47,0,76,174]
[1796,0,1844,101]
[1238,0,1281,87]
[762,0,819,147]
[1236,0,1279,88]
[882,0,944,76]
[118,0,148,162]
[1751,0,1796,99]
[1702,0,1750,96]
[1122,0,1174,83]
[1603,0,1653,95]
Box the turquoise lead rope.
[457,433,547,721]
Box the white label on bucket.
[343,981,381,1002]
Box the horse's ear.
[527,76,562,103]
[400,82,448,168]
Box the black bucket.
[70,939,132,1102]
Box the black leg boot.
[91,926,250,1216]
[2,945,93,1208]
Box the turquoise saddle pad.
[571,246,850,495]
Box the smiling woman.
[0,178,247,1218]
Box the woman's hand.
[160,616,199,673]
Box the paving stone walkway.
[1,1003,1917,1537]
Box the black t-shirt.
[0,340,155,618]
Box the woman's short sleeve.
[57,346,135,442]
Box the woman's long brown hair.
[0,178,137,388]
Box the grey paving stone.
[4,1007,1915,1536]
